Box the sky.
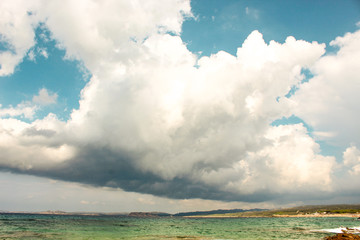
[0,0,360,213]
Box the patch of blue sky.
[317,140,343,161]
[182,0,360,57]
[0,25,90,121]
[182,0,262,56]
[284,69,314,98]
[272,114,313,132]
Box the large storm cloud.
[0,0,359,203]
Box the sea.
[0,213,359,239]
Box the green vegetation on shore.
[187,204,360,218]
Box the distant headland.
[181,204,360,218]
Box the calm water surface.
[0,214,358,239]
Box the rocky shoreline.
[325,233,360,239]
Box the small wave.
[315,226,360,234]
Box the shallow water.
[0,214,358,239]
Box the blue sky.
[0,25,88,121]
[182,0,360,55]
[0,0,360,213]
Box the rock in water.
[325,233,360,239]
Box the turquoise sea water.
[0,214,359,239]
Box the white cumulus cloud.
[0,102,37,119]
[0,0,358,204]
[343,145,360,175]
[32,88,58,106]
[0,0,41,76]
[292,29,360,148]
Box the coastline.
[185,213,360,218]
[2,204,360,219]
[273,213,360,218]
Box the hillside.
[173,208,266,217]
[185,204,360,218]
